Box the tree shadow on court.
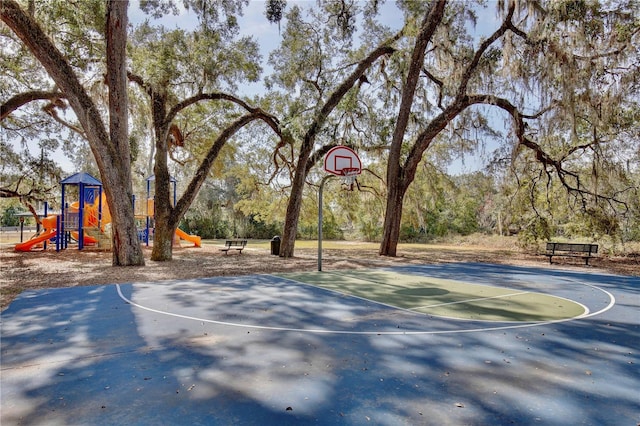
[1,285,154,425]
[1,265,638,424]
[119,271,639,424]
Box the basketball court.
[2,263,638,425]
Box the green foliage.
[517,216,553,250]
[322,0,358,39]
[180,214,229,239]
[31,0,107,72]
[359,220,382,242]
[298,212,344,240]
[244,215,282,239]
[623,216,640,242]
[129,11,261,94]
[0,138,63,205]
[1,203,25,226]
[580,208,621,240]
[139,0,248,36]
[265,0,286,25]
[399,223,423,242]
[398,169,495,242]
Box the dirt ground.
[2,239,639,312]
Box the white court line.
[410,291,531,310]
[115,277,616,335]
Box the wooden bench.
[220,239,247,255]
[545,242,598,265]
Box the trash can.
[270,236,281,255]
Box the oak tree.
[1,0,145,265]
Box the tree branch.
[470,94,629,210]
[173,111,281,221]
[1,90,65,121]
[42,101,86,137]
[304,31,402,144]
[166,92,281,136]
[422,67,444,109]
[455,1,516,99]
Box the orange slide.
[175,228,201,247]
[68,195,109,245]
[15,229,58,252]
[70,231,99,246]
[15,215,58,252]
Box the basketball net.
[341,167,359,191]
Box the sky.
[21,0,502,175]
[128,0,409,97]
[125,0,501,175]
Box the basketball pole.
[318,174,335,271]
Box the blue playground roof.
[60,172,102,186]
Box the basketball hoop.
[341,167,359,191]
[319,146,362,271]
[324,146,362,191]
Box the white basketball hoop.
[319,146,362,271]
[324,146,362,190]
[341,167,359,191]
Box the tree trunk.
[277,38,400,258]
[280,162,307,257]
[150,91,174,261]
[2,0,144,266]
[379,175,408,256]
[152,214,177,261]
[379,1,446,257]
[105,0,145,266]
[150,178,175,261]
[110,205,145,265]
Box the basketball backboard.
[323,146,362,176]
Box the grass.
[9,230,637,256]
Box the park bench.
[545,242,598,265]
[220,239,247,255]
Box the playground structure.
[15,173,110,252]
[136,175,201,248]
[15,172,200,252]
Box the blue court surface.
[1,263,638,425]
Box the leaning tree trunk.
[279,144,313,258]
[379,177,408,257]
[378,1,446,257]
[280,168,306,257]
